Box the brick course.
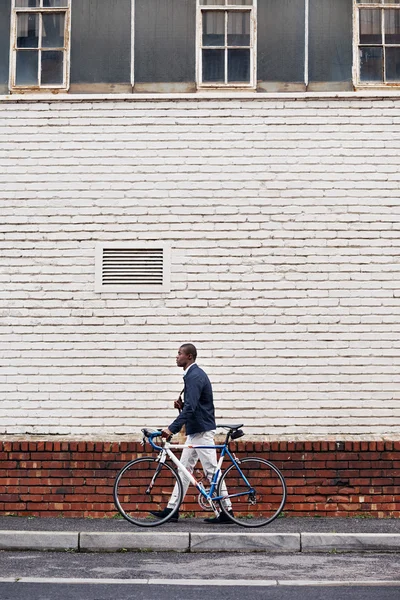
[1,93,400,438]
[1,439,399,518]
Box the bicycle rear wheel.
[113,457,183,527]
[217,457,286,527]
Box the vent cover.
[95,243,170,292]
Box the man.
[150,343,233,524]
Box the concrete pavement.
[1,516,400,553]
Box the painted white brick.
[1,94,400,438]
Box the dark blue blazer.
[169,364,216,435]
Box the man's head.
[176,343,197,369]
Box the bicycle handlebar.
[142,429,165,450]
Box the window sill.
[2,89,400,103]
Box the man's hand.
[162,428,173,439]
[174,396,184,411]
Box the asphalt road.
[1,582,399,600]
[1,549,400,599]
[1,550,399,581]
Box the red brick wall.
[1,440,399,518]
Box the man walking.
[150,343,233,524]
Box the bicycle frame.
[147,433,255,510]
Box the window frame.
[196,0,257,89]
[353,0,400,87]
[9,0,71,92]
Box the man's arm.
[168,374,203,434]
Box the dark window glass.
[41,50,63,84]
[359,47,383,81]
[203,11,224,46]
[202,49,224,81]
[135,0,196,84]
[228,49,250,81]
[70,0,131,84]
[0,0,11,89]
[385,9,400,44]
[15,1,40,6]
[257,0,304,82]
[17,13,39,48]
[15,0,40,6]
[42,13,65,48]
[309,0,353,83]
[16,50,39,85]
[386,47,400,81]
[43,0,69,6]
[359,9,382,45]
[227,12,250,46]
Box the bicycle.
[113,424,287,528]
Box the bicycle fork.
[145,451,167,495]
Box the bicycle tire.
[113,456,183,527]
[217,457,287,528]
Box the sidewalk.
[1,516,400,553]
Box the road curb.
[80,531,189,552]
[1,530,400,553]
[190,532,300,553]
[0,531,78,551]
[301,533,400,553]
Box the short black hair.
[180,343,197,361]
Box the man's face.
[176,347,191,369]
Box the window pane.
[227,11,250,46]
[385,9,400,43]
[41,50,63,84]
[202,48,224,81]
[309,0,353,83]
[357,0,382,3]
[359,9,382,44]
[15,50,38,85]
[203,12,225,46]
[228,48,250,81]
[17,13,39,48]
[359,47,383,81]
[42,13,65,47]
[258,0,305,83]
[385,0,400,4]
[15,1,40,6]
[230,0,253,4]
[134,0,195,84]
[43,0,69,6]
[200,1,225,4]
[386,47,400,80]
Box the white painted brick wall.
[1,93,400,438]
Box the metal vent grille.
[95,244,170,293]
[102,248,163,286]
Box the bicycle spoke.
[217,457,286,527]
[113,457,182,527]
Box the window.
[198,0,256,88]
[95,243,171,293]
[10,0,70,90]
[355,0,400,85]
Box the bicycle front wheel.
[217,457,287,528]
[113,457,183,527]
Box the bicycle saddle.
[217,424,244,430]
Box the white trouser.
[167,430,232,510]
